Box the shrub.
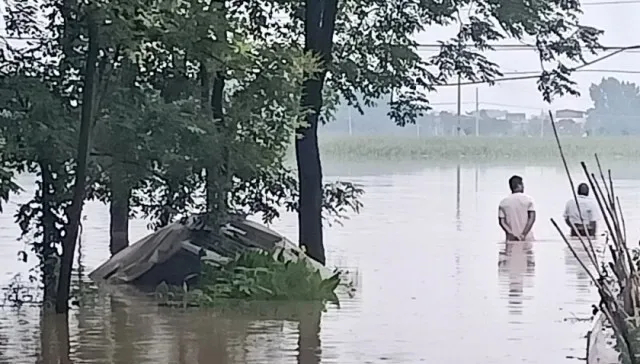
[155,250,342,307]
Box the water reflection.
[3,164,630,363]
[563,239,603,298]
[455,164,462,231]
[498,242,535,317]
[474,166,479,194]
[32,295,324,364]
[297,306,322,364]
[38,314,70,364]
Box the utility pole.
[475,87,479,136]
[456,75,461,136]
[348,107,353,136]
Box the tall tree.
[587,77,640,135]
[1,0,82,307]
[1,0,185,310]
[295,0,601,263]
[55,11,100,313]
[297,0,339,265]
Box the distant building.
[435,111,479,136]
[556,119,583,135]
[506,112,528,135]
[527,114,553,137]
[555,109,586,124]
[463,109,515,136]
[480,109,508,120]
[506,112,527,124]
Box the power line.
[503,69,640,75]
[439,0,640,15]
[431,101,542,110]
[4,30,640,87]
[454,0,640,10]
[582,0,640,4]
[443,0,640,11]
[3,41,638,85]
[435,45,640,86]
[415,44,640,54]
[481,102,545,110]
[5,34,640,55]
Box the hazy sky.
[416,1,640,115]
[1,0,637,116]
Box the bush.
[155,250,342,307]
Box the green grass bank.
[318,135,640,161]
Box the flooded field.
[1,160,637,363]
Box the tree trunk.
[208,72,227,224]
[297,0,339,265]
[108,63,134,255]
[39,160,57,310]
[199,62,216,223]
[55,17,99,313]
[109,177,130,256]
[296,87,325,264]
[203,0,229,226]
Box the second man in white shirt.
[563,183,599,237]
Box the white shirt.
[563,195,599,225]
[498,192,536,241]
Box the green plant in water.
[157,250,342,307]
[317,135,640,162]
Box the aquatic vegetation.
[154,250,342,307]
[319,135,640,161]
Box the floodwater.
[1,160,637,363]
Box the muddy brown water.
[1,161,637,363]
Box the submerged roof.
[89,217,293,285]
[89,222,193,284]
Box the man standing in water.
[563,183,598,237]
[498,175,536,241]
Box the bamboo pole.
[548,110,639,364]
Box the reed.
[550,112,640,364]
[319,135,640,161]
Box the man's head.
[509,175,524,193]
[577,183,589,196]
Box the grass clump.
[319,135,640,161]
[155,250,342,307]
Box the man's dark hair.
[577,183,589,196]
[509,175,523,192]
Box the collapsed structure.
[89,215,331,289]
